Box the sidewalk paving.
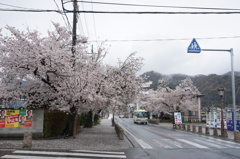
[155,122,236,140]
[0,119,131,151]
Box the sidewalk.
[155,122,235,140]
[0,119,131,151]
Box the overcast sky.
[1,0,240,76]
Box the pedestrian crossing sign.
[187,38,201,53]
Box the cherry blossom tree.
[0,24,144,134]
[139,78,200,118]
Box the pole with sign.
[187,38,237,131]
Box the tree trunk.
[73,108,78,139]
[62,106,76,138]
[112,112,115,126]
[84,110,93,128]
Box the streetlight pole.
[188,39,237,131]
[218,88,225,136]
[200,48,237,131]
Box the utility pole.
[72,0,78,139]
[72,0,77,58]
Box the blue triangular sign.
[187,38,201,53]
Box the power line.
[53,0,72,32]
[66,10,240,14]
[88,36,240,43]
[0,7,240,15]
[0,8,63,13]
[79,2,89,37]
[76,1,240,11]
[90,0,99,46]
[0,2,36,10]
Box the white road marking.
[118,123,153,149]
[13,150,127,158]
[206,139,239,148]
[214,138,240,146]
[1,155,91,159]
[178,139,208,148]
[152,139,172,148]
[164,139,183,148]
[71,150,125,155]
[194,139,225,148]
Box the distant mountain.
[140,71,240,107]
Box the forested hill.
[141,71,240,107]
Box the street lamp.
[218,87,224,136]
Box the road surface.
[117,117,240,159]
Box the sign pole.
[230,48,237,131]
[188,39,237,131]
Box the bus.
[133,109,148,124]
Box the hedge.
[43,110,69,137]
[148,119,160,125]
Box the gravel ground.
[0,119,131,151]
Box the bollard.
[173,124,176,129]
[234,131,240,141]
[182,124,186,130]
[187,125,190,131]
[23,131,32,148]
[205,127,210,135]
[213,128,218,136]
[221,129,228,138]
[198,126,202,134]
[192,125,196,133]
[177,124,181,129]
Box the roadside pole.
[187,39,237,131]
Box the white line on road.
[194,139,225,149]
[117,123,153,149]
[13,150,127,158]
[213,138,240,146]
[178,139,208,148]
[71,150,125,155]
[164,139,183,148]
[206,139,239,148]
[1,155,91,159]
[152,139,172,148]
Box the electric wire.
[0,8,63,13]
[67,10,240,14]
[80,2,89,37]
[0,2,36,10]
[65,0,240,11]
[90,0,99,47]
[77,12,86,36]
[53,0,72,32]
[88,36,240,43]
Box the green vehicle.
[133,109,148,124]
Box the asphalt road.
[117,117,240,159]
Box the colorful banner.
[5,110,19,127]
[20,110,32,127]
[174,112,182,124]
[0,109,32,128]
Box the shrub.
[148,119,160,125]
[114,123,124,140]
[78,113,87,126]
[43,110,69,137]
